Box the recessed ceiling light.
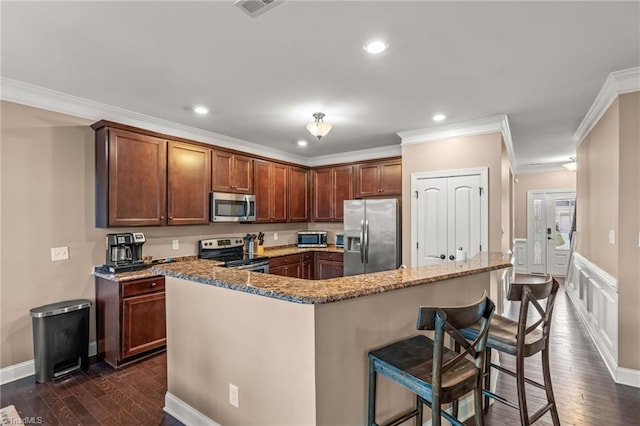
[297,140,308,147]
[432,114,446,122]
[193,106,209,115]
[363,40,388,54]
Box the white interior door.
[416,177,448,265]
[527,190,576,276]
[415,174,481,266]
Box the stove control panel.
[199,238,244,250]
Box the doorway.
[527,190,576,276]
[411,168,488,266]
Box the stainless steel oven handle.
[244,195,250,221]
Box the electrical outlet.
[51,246,69,261]
[273,232,278,241]
[172,239,179,250]
[229,383,239,408]
[608,230,615,245]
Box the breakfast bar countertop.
[150,252,511,304]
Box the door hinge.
[416,242,419,249]
[480,244,482,251]
[479,187,485,196]
[415,190,419,199]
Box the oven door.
[211,192,256,222]
[231,261,269,274]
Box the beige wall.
[0,101,312,369]
[513,170,576,239]
[616,92,640,369]
[501,139,512,252]
[577,99,620,277]
[576,92,640,371]
[401,132,507,266]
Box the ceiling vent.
[234,0,282,18]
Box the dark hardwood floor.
[1,282,639,425]
[0,353,181,425]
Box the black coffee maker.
[104,232,146,272]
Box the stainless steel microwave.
[210,192,256,222]
[297,231,328,248]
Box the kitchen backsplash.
[100,222,345,260]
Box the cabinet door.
[269,264,301,278]
[313,168,333,222]
[317,260,344,279]
[272,163,288,223]
[122,292,166,359]
[379,160,402,195]
[211,150,234,192]
[167,141,211,225]
[355,163,380,198]
[333,166,353,222]
[302,260,314,280]
[289,167,310,222]
[107,129,166,226]
[254,160,272,223]
[233,155,254,194]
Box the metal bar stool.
[459,275,561,425]
[367,294,495,426]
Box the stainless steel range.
[198,238,269,273]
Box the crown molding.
[397,114,517,171]
[0,77,310,165]
[307,144,401,167]
[573,67,640,145]
[514,163,575,175]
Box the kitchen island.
[150,253,511,425]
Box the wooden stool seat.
[367,294,495,426]
[459,275,561,426]
[463,315,546,356]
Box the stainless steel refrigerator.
[343,199,400,276]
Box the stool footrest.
[491,363,547,390]
[529,403,554,424]
[481,389,520,410]
[379,409,419,426]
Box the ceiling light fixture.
[432,113,446,121]
[193,106,209,115]
[306,112,333,140]
[363,40,388,54]
[297,140,308,147]
[562,156,577,172]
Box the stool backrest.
[416,294,495,391]
[508,276,560,345]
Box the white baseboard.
[617,366,640,388]
[164,392,220,426]
[0,341,97,385]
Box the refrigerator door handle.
[359,220,365,264]
[364,220,370,264]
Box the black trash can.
[30,299,91,383]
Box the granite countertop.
[92,255,217,282]
[149,252,511,305]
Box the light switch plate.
[51,246,69,261]
[229,383,239,408]
[172,240,179,250]
[608,230,615,245]
[273,232,278,241]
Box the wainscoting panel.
[512,239,528,274]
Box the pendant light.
[306,112,333,140]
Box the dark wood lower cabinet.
[268,251,342,280]
[316,252,344,279]
[96,276,166,368]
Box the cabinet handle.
[160,216,165,220]
[150,282,157,287]
[169,216,173,220]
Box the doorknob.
[449,255,455,260]
[440,254,446,260]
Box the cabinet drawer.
[316,252,343,262]
[121,276,165,298]
[302,252,314,262]
[269,254,302,268]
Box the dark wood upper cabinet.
[312,165,353,222]
[355,159,402,198]
[254,159,288,223]
[167,141,211,225]
[289,166,310,222]
[95,127,167,227]
[211,150,253,194]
